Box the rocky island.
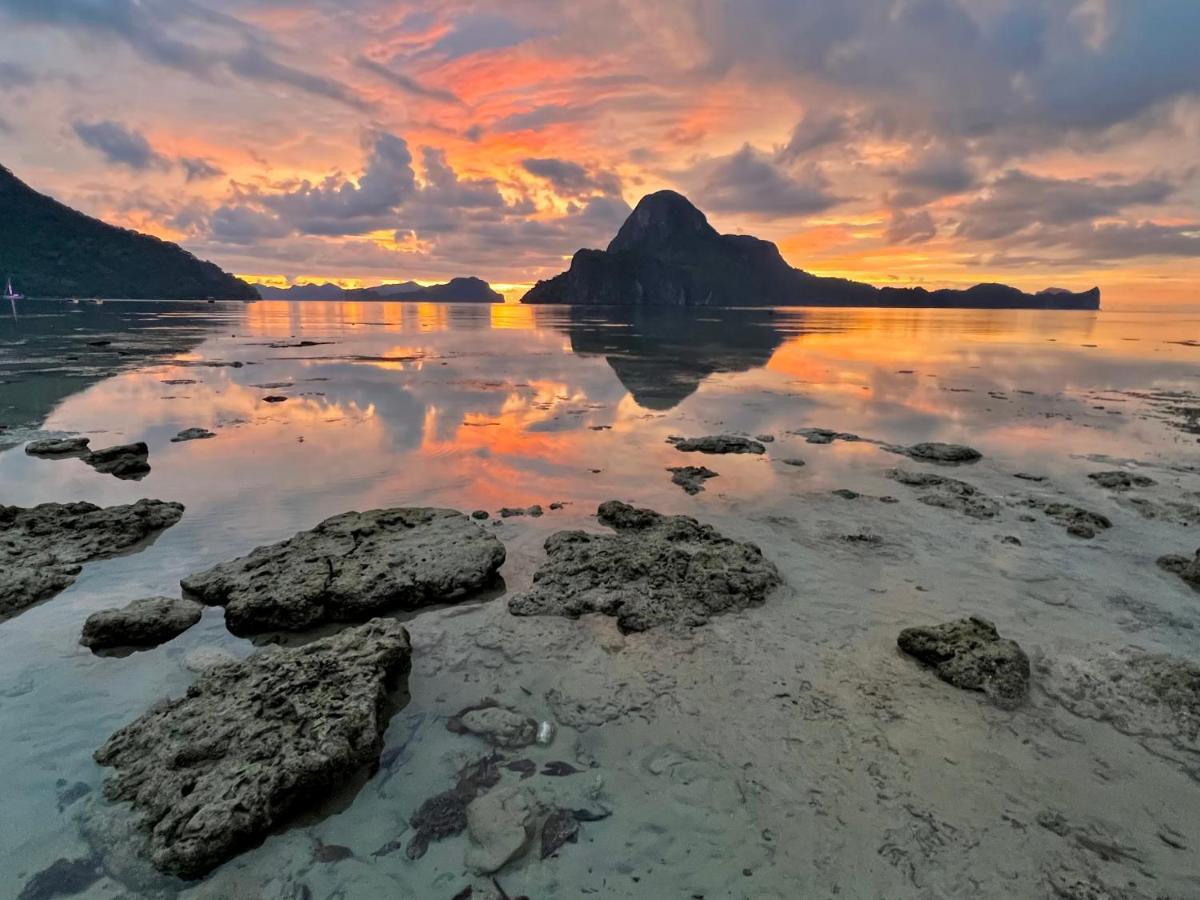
[522,190,1100,310]
[256,276,503,303]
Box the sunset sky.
[1,0,1198,304]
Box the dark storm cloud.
[684,0,1200,143]
[886,208,938,245]
[776,111,851,162]
[0,61,37,89]
[255,131,418,234]
[522,158,622,197]
[0,0,370,111]
[692,145,844,217]
[955,170,1177,241]
[72,119,170,170]
[182,158,225,182]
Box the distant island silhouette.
[0,164,257,301]
[256,276,502,303]
[522,190,1100,310]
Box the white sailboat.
[3,276,23,301]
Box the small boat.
[3,276,23,301]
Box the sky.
[0,0,1198,304]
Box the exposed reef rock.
[886,469,999,519]
[507,500,781,632]
[1,499,185,619]
[791,428,861,445]
[83,442,151,480]
[898,616,1030,708]
[180,507,505,634]
[1158,550,1200,591]
[522,191,1100,310]
[81,596,203,651]
[1039,651,1199,776]
[1022,498,1111,538]
[94,619,412,878]
[1088,470,1157,490]
[667,465,719,494]
[25,436,90,456]
[667,434,765,454]
[170,427,215,443]
[888,442,982,464]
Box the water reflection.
[556,307,790,409]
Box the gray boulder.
[886,469,998,519]
[94,618,412,878]
[508,500,781,632]
[181,507,505,634]
[667,465,718,494]
[83,442,151,479]
[667,434,765,454]
[1158,550,1200,591]
[1,500,185,619]
[25,436,90,456]
[464,786,537,874]
[898,616,1030,708]
[81,596,203,650]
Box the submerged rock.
[1088,470,1157,491]
[17,856,101,900]
[81,596,203,651]
[540,808,580,859]
[180,507,505,634]
[464,785,536,874]
[1158,550,1200,591]
[24,436,90,456]
[667,434,765,454]
[667,465,719,494]
[83,442,151,480]
[183,645,239,672]
[1039,651,1199,765]
[898,616,1030,708]
[94,619,412,878]
[447,700,538,748]
[886,469,999,519]
[508,500,781,632]
[170,427,216,442]
[0,500,185,619]
[791,428,860,445]
[407,755,502,860]
[1022,498,1111,538]
[893,442,982,464]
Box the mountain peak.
[607,190,717,255]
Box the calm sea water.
[1,300,1198,899]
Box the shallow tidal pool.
[1,299,1199,899]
